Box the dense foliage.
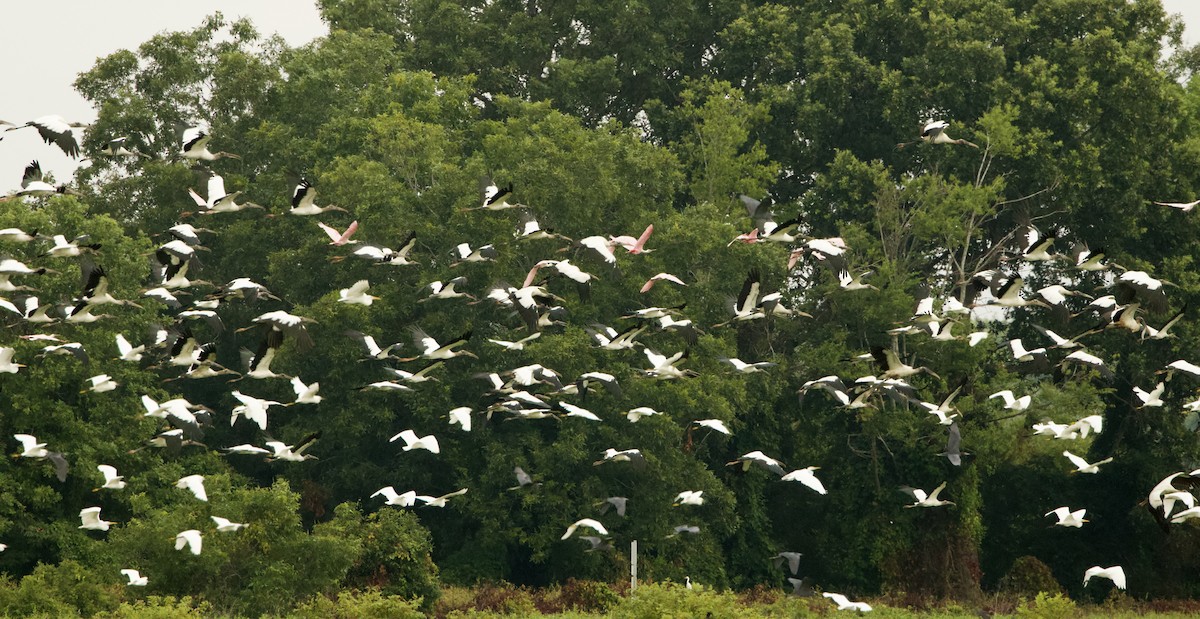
[2,0,1200,614]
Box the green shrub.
[610,581,742,619]
[93,596,210,618]
[291,589,424,618]
[1000,556,1064,597]
[556,579,620,613]
[1016,592,1078,619]
[317,503,441,610]
[0,560,118,617]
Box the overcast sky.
[1,2,1198,193]
[0,2,327,192]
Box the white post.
[630,539,638,592]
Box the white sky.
[0,2,1197,193]
[0,1,327,192]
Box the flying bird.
[1083,565,1126,590]
[175,529,203,554]
[561,518,608,540]
[79,507,114,531]
[1046,507,1088,528]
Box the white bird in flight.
[175,529,203,555]
[781,467,827,495]
[561,518,608,540]
[175,474,208,501]
[1063,450,1113,474]
[1046,507,1088,528]
[1083,565,1126,590]
[79,507,114,531]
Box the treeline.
[1,0,1199,615]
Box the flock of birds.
[1,112,1198,608]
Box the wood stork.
[175,529,203,554]
[673,490,704,506]
[642,348,696,380]
[402,327,475,361]
[714,270,764,326]
[99,136,148,158]
[1046,507,1088,528]
[1059,350,1114,380]
[6,115,87,157]
[344,330,402,360]
[989,276,1050,309]
[474,178,520,211]
[247,310,316,350]
[175,474,208,501]
[870,347,940,380]
[1115,270,1171,314]
[452,242,498,266]
[588,323,646,350]
[240,334,290,381]
[1141,306,1186,340]
[1067,243,1115,272]
[422,276,474,302]
[180,125,239,161]
[288,179,347,216]
[186,172,263,215]
[486,332,541,350]
[559,401,601,421]
[900,119,978,148]
[1083,565,1126,590]
[79,507,114,531]
[1009,338,1048,364]
[346,232,418,266]
[902,481,954,507]
[212,277,279,302]
[383,361,446,386]
[265,433,320,462]
[15,160,76,196]
[39,342,89,365]
[515,212,570,242]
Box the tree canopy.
[2,0,1200,614]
